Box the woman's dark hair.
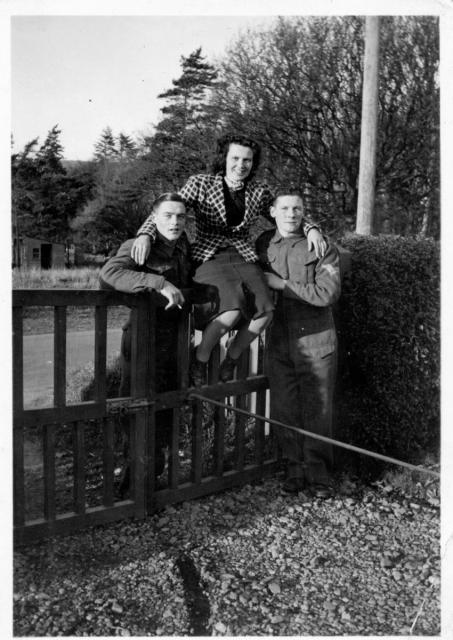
[210,134,262,179]
[152,192,185,211]
[272,186,305,206]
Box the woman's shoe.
[190,358,207,387]
[219,353,240,382]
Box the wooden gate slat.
[130,406,148,516]
[13,306,24,414]
[13,306,25,528]
[191,399,203,484]
[43,424,56,523]
[131,299,153,517]
[254,337,266,463]
[103,417,115,507]
[94,306,107,402]
[13,424,25,528]
[234,349,250,471]
[177,310,191,389]
[73,421,86,514]
[235,396,246,471]
[145,409,155,496]
[214,404,226,477]
[54,306,66,407]
[254,389,267,465]
[209,344,223,476]
[169,409,180,490]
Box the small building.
[13,236,68,269]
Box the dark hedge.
[335,234,440,468]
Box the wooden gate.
[13,289,278,545]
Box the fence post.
[13,305,25,530]
[130,294,155,518]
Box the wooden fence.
[13,289,279,545]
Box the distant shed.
[13,236,67,269]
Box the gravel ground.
[14,474,440,637]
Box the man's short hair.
[272,187,305,206]
[152,192,185,211]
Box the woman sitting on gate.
[131,133,327,387]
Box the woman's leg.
[195,309,242,362]
[226,312,273,359]
[218,311,273,382]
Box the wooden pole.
[356,16,380,235]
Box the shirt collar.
[270,229,306,246]
[217,172,254,191]
[153,230,189,255]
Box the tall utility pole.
[356,16,380,235]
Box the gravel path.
[14,476,440,636]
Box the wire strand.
[189,393,440,479]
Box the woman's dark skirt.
[192,246,274,329]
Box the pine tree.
[94,126,118,160]
[11,128,94,246]
[143,47,219,187]
[12,138,40,255]
[36,124,65,175]
[117,133,137,160]
[157,47,218,136]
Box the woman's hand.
[307,227,327,259]
[264,272,286,291]
[131,235,151,265]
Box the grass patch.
[13,266,101,289]
[13,267,130,334]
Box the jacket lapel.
[209,174,228,225]
[241,181,260,229]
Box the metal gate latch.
[107,398,156,416]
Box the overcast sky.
[11,15,278,160]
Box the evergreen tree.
[71,159,153,254]
[157,47,218,136]
[36,125,65,175]
[117,133,137,160]
[141,47,219,189]
[11,127,95,246]
[94,126,118,160]
[12,138,40,248]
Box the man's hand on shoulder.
[307,228,327,259]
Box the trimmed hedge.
[335,234,440,466]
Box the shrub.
[73,357,122,402]
[335,234,440,467]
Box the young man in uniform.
[256,188,341,497]
[99,192,191,490]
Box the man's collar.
[153,230,188,253]
[156,230,177,248]
[270,229,306,245]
